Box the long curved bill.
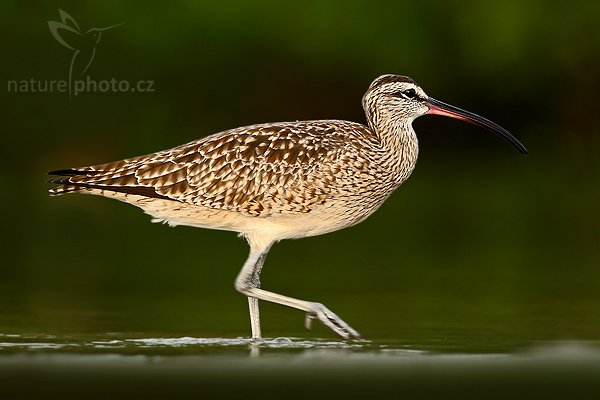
[426,97,527,154]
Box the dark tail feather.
[47,169,97,195]
[47,175,170,199]
[48,168,100,177]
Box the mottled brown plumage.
[52,122,373,214]
[49,74,526,340]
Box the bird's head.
[362,75,429,124]
[362,74,527,154]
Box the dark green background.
[1,1,598,349]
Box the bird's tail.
[47,165,170,200]
[47,168,97,195]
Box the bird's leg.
[235,246,361,340]
[248,252,267,340]
[247,297,261,340]
[236,248,269,340]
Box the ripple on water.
[0,334,368,352]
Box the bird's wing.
[48,121,372,216]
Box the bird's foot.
[304,302,361,340]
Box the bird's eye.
[402,88,416,99]
[391,88,418,100]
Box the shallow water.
[0,334,364,353]
[2,333,599,399]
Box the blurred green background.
[0,0,598,349]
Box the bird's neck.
[369,118,419,184]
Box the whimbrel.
[48,75,527,340]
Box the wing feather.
[48,120,375,216]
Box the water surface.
[2,333,599,399]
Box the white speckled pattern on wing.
[51,120,389,217]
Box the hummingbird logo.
[48,9,123,99]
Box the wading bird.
[48,74,527,340]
